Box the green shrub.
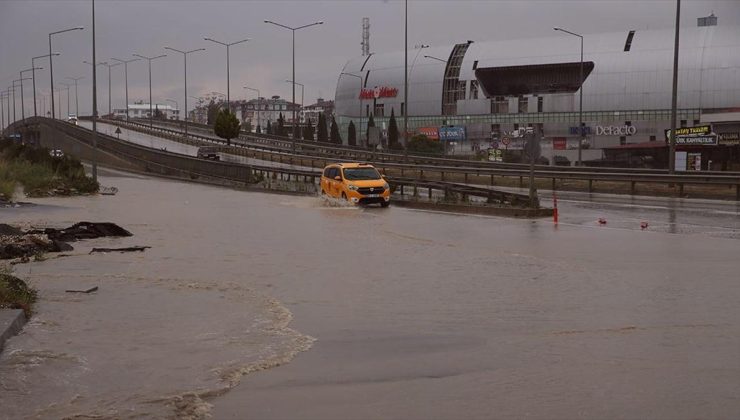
[407,134,444,155]
[0,273,38,317]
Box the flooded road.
[2,170,740,419]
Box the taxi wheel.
[341,192,348,201]
[381,201,390,208]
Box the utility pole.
[669,0,681,173]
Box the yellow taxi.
[320,163,391,207]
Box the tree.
[388,108,402,150]
[256,124,262,134]
[154,105,165,120]
[277,112,285,136]
[293,122,301,140]
[214,109,241,146]
[330,116,342,144]
[206,100,219,125]
[316,112,328,143]
[266,120,272,134]
[347,120,357,146]
[243,120,253,133]
[303,118,314,141]
[366,114,375,148]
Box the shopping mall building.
[334,18,740,169]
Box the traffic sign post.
[115,126,122,139]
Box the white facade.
[334,24,740,163]
[113,104,180,120]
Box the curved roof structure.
[335,25,740,117]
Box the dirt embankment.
[0,222,132,262]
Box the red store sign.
[418,126,440,140]
[359,86,399,100]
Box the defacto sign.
[595,125,637,136]
[359,86,399,100]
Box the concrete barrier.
[0,309,26,353]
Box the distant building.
[239,95,300,129]
[303,98,335,124]
[113,103,179,120]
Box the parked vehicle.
[50,149,64,158]
[67,114,78,125]
[320,163,390,207]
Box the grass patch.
[0,139,99,199]
[0,270,37,317]
[0,178,15,201]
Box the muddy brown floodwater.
[1,168,739,419]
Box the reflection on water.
[2,169,740,419]
[0,172,316,418]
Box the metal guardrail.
[134,117,740,177]
[109,118,740,200]
[14,117,533,207]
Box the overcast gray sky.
[1,0,738,116]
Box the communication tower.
[361,17,370,56]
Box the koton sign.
[359,86,399,100]
[417,126,439,140]
[595,125,637,136]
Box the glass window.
[518,96,528,113]
[374,103,384,117]
[537,96,543,113]
[343,167,381,180]
[491,97,508,114]
[470,80,479,100]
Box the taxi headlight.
[348,184,359,191]
[383,182,390,190]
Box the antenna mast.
[361,17,370,56]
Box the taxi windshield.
[343,167,382,180]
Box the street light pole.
[20,69,40,121]
[32,53,59,117]
[265,19,323,144]
[60,83,72,119]
[111,58,139,122]
[133,53,167,129]
[554,27,584,166]
[101,62,122,116]
[404,0,408,150]
[66,76,84,117]
[203,37,249,113]
[243,86,261,133]
[668,0,681,173]
[284,79,304,137]
[340,72,363,146]
[12,79,30,123]
[49,26,84,119]
[164,46,204,138]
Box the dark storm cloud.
[1,0,738,116]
